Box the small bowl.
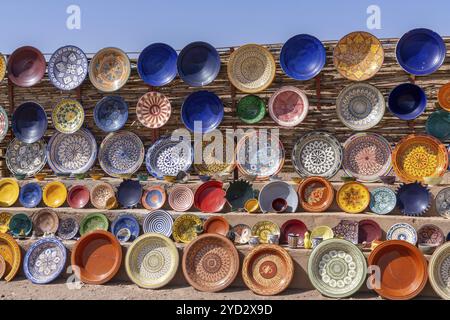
[418,243,439,255]
[388,83,427,120]
[67,185,90,209]
[34,173,47,181]
[163,176,177,183]
[14,174,26,181]
[90,173,104,181]
[272,197,288,213]
[74,173,86,180]
[244,199,260,213]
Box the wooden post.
[315,74,322,127]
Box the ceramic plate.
[52,99,84,134]
[137,43,178,86]
[428,243,450,299]
[298,176,334,212]
[0,54,6,82]
[369,187,396,215]
[0,106,8,143]
[137,92,171,129]
[12,102,47,143]
[336,182,370,214]
[396,182,431,217]
[48,45,88,90]
[358,219,382,244]
[308,239,367,298]
[126,233,179,289]
[268,86,309,127]
[386,223,417,245]
[232,224,252,245]
[145,135,193,179]
[310,226,334,240]
[251,221,280,244]
[194,181,226,213]
[79,213,109,236]
[142,185,166,210]
[242,245,294,296]
[333,32,384,81]
[228,44,276,93]
[8,213,32,237]
[426,110,450,141]
[94,96,129,132]
[56,217,79,240]
[438,83,450,111]
[388,83,427,120]
[168,185,194,212]
[436,187,450,218]
[111,214,140,242]
[7,46,46,87]
[42,181,67,208]
[143,210,173,237]
[0,212,12,233]
[19,182,42,208]
[99,131,145,177]
[172,214,202,244]
[193,138,235,176]
[225,180,254,211]
[181,91,224,133]
[332,220,359,244]
[236,95,266,124]
[67,185,90,209]
[258,181,298,213]
[23,237,67,284]
[117,180,142,208]
[417,224,444,245]
[32,209,59,236]
[90,182,115,210]
[182,234,239,292]
[0,178,19,207]
[6,138,47,177]
[203,216,229,236]
[280,219,307,244]
[292,131,343,179]
[0,233,22,281]
[89,47,130,92]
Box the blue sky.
[1,0,449,54]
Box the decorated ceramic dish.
[268,86,309,127]
[137,43,178,86]
[143,210,173,238]
[386,223,418,245]
[7,46,46,87]
[280,34,326,80]
[333,32,384,81]
[48,45,88,90]
[136,92,171,129]
[126,233,179,289]
[396,28,445,76]
[71,230,122,284]
[368,240,428,300]
[116,180,142,208]
[417,224,444,245]
[0,255,5,279]
[42,181,67,208]
[203,216,229,236]
[0,212,12,233]
[225,180,254,211]
[436,187,450,219]
[194,181,226,213]
[0,54,6,82]
[332,220,359,244]
[298,176,334,212]
[90,182,115,210]
[99,131,145,177]
[52,99,84,134]
[232,224,252,245]
[242,245,294,296]
[392,134,448,182]
[258,181,298,213]
[94,96,129,132]
[0,178,19,207]
[19,182,42,208]
[428,243,450,299]
[251,221,280,244]
[181,91,224,133]
[12,102,47,143]
[79,213,109,236]
[236,131,284,180]
[228,44,276,93]
[142,185,166,211]
[336,83,385,131]
[0,106,8,143]
[177,41,220,87]
[336,182,370,214]
[0,233,22,281]
[172,214,202,244]
[111,214,140,242]
[396,182,431,217]
[67,185,90,209]
[358,219,382,244]
[308,239,367,298]
[426,110,450,141]
[236,95,266,124]
[47,128,97,174]
[8,213,32,237]
[388,83,427,120]
[280,219,307,244]
[193,138,235,176]
[145,135,193,179]
[292,131,343,179]
[168,185,194,212]
[56,217,79,240]
[182,234,239,292]
[438,83,450,111]
[32,209,59,236]
[89,47,130,92]
[6,138,47,177]
[311,226,334,240]
[369,187,396,215]
[23,237,67,284]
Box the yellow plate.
[43,181,67,208]
[0,54,6,82]
[0,212,12,233]
[245,199,260,213]
[251,221,280,244]
[52,99,85,134]
[172,214,202,244]
[310,226,334,240]
[0,179,19,207]
[337,182,370,214]
[0,233,21,282]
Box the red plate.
[67,185,90,209]
[358,219,382,244]
[194,181,226,213]
[280,219,308,244]
[203,216,230,236]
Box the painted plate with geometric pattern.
[172,214,202,244]
[268,86,309,127]
[428,243,450,300]
[6,138,47,177]
[369,187,396,215]
[0,106,8,143]
[436,187,450,219]
[136,92,171,129]
[48,45,88,91]
[386,223,418,245]
[251,221,281,244]
[52,99,84,134]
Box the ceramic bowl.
[0,106,8,143]
[0,178,20,207]
[137,43,178,86]
[19,183,42,208]
[418,243,439,255]
[43,181,67,208]
[117,180,142,208]
[258,181,298,213]
[12,102,48,143]
[337,182,371,214]
[203,216,229,236]
[436,187,450,218]
[7,46,46,87]
[388,83,427,120]
[244,199,259,213]
[0,212,12,233]
[143,210,173,237]
[172,214,202,244]
[52,99,85,134]
[89,47,130,92]
[136,92,171,129]
[225,180,254,211]
[67,185,90,209]
[268,86,309,127]
[94,96,129,132]
[0,54,6,83]
[236,95,266,124]
[369,187,396,215]
[251,221,281,244]
[426,110,450,141]
[90,182,115,210]
[79,213,109,236]
[56,217,79,240]
[181,91,224,133]
[396,182,431,217]
[194,181,226,213]
[386,222,418,245]
[417,224,445,246]
[0,233,21,281]
[6,138,47,178]
[141,185,166,210]
[32,209,59,236]
[428,243,450,299]
[48,45,88,90]
[438,83,450,111]
[168,185,194,212]
[8,213,32,237]
[298,176,334,212]
[280,219,308,244]
[358,219,382,244]
[111,214,140,242]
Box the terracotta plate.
[32,209,59,236]
[268,86,309,127]
[280,219,307,244]
[298,176,334,212]
[438,83,450,111]
[203,216,229,236]
[336,182,370,213]
[0,233,21,281]
[194,181,226,213]
[428,243,450,299]
[136,92,171,129]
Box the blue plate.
[280,34,326,80]
[117,180,143,208]
[138,43,178,86]
[181,91,224,133]
[177,41,220,86]
[396,182,431,217]
[12,102,48,143]
[111,214,140,242]
[388,83,427,120]
[19,182,42,208]
[396,28,446,76]
[369,187,396,215]
[94,96,129,132]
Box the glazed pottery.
[79,213,109,236]
[244,199,259,213]
[137,92,171,129]
[258,181,298,213]
[172,214,202,243]
[228,44,276,93]
[0,212,12,233]
[47,128,97,174]
[386,223,417,245]
[428,243,450,299]
[0,178,19,207]
[368,240,428,300]
[251,221,280,244]
[271,198,288,213]
[288,233,300,249]
[90,182,115,210]
[225,180,254,210]
[193,138,235,176]
[336,83,385,131]
[141,185,166,210]
[292,131,343,179]
[280,220,307,244]
[6,138,47,177]
[8,213,32,237]
[67,185,90,209]
[236,95,266,124]
[56,217,79,240]
[310,226,334,240]
[249,236,260,247]
[94,96,129,132]
[396,182,431,216]
[388,83,427,120]
[126,233,179,289]
[194,181,226,213]
[181,91,224,133]
[117,180,142,208]
[137,43,178,86]
[111,214,140,242]
[268,234,279,245]
[426,110,450,140]
[419,243,439,255]
[436,187,450,218]
[32,209,59,236]
[308,239,367,298]
[23,237,66,284]
[438,83,450,111]
[0,255,5,279]
[336,182,370,214]
[417,224,445,245]
[268,86,309,127]
[333,32,384,81]
[99,131,144,178]
[0,233,22,281]
[232,224,252,245]
[143,210,173,237]
[89,47,130,92]
[0,106,8,143]
[19,183,42,208]
[280,34,326,80]
[342,133,392,182]
[48,45,88,90]
[242,245,294,296]
[52,99,84,134]
[0,54,6,83]
[311,237,324,248]
[182,234,239,292]
[71,230,122,284]
[7,46,46,87]
[12,102,47,143]
[168,185,194,212]
[43,181,67,208]
[369,187,396,215]
[332,220,359,244]
[396,28,445,76]
[203,216,229,236]
[145,135,193,179]
[298,176,334,212]
[358,219,382,244]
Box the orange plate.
[298,176,334,212]
[438,83,450,111]
[203,216,230,236]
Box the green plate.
[237,95,266,124]
[79,213,109,236]
[9,213,32,237]
[426,110,450,140]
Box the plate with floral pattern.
[428,243,450,299]
[52,99,84,134]
[251,221,280,244]
[6,138,47,177]
[337,182,370,214]
[436,187,450,219]
[0,106,8,143]
[89,47,130,92]
[47,128,97,174]
[369,187,396,215]
[387,223,418,245]
[48,45,88,90]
